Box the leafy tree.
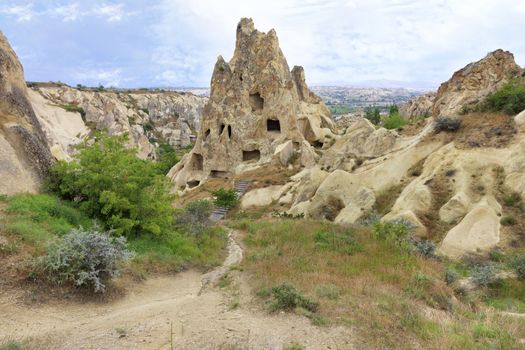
[484,79,525,115]
[389,104,399,116]
[156,143,179,175]
[47,133,175,237]
[212,188,238,208]
[364,106,381,125]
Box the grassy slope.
[228,218,525,349]
[0,194,227,277]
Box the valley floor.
[0,231,353,350]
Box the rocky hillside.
[28,84,207,160]
[0,32,53,194]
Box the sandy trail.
[0,230,353,350]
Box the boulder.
[439,191,471,224]
[241,185,284,209]
[274,140,294,166]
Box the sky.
[1,0,524,89]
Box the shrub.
[283,344,305,350]
[500,216,517,226]
[270,283,319,313]
[434,116,461,132]
[471,264,498,287]
[503,192,522,208]
[175,199,213,235]
[484,79,525,115]
[212,188,238,209]
[510,252,525,280]
[444,267,460,285]
[33,227,133,293]
[383,113,408,130]
[414,240,436,257]
[364,106,380,125]
[46,133,175,237]
[155,143,179,175]
[373,219,413,245]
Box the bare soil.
[0,230,353,350]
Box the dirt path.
[0,230,353,350]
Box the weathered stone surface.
[241,185,284,209]
[399,92,435,120]
[0,31,53,194]
[432,49,523,118]
[439,198,502,258]
[169,18,335,189]
[439,192,471,224]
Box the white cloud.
[92,3,128,22]
[0,4,36,22]
[74,68,125,87]
[151,0,525,87]
[48,3,82,22]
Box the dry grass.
[231,218,525,349]
[419,172,454,241]
[373,183,406,215]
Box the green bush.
[46,133,175,237]
[155,143,179,175]
[365,106,381,125]
[444,267,460,285]
[314,283,340,300]
[471,264,498,287]
[484,79,525,115]
[510,252,525,280]
[175,199,213,235]
[212,188,238,209]
[434,116,461,132]
[269,283,319,313]
[383,113,408,129]
[373,219,413,246]
[503,192,522,208]
[500,216,517,226]
[32,227,133,293]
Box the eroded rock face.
[399,92,435,120]
[169,18,335,189]
[30,85,207,158]
[0,31,53,194]
[432,49,523,118]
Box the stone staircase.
[209,179,251,222]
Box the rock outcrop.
[30,85,206,159]
[399,92,435,120]
[0,31,53,194]
[432,49,523,118]
[169,18,335,189]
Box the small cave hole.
[187,180,200,188]
[204,129,211,139]
[249,92,264,112]
[242,150,261,162]
[312,141,324,148]
[191,153,203,171]
[210,170,229,179]
[228,125,232,139]
[267,119,281,133]
[220,124,225,135]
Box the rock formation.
[399,92,435,120]
[169,18,335,189]
[432,49,523,118]
[30,85,206,159]
[0,31,53,194]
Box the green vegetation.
[212,188,238,209]
[31,227,132,293]
[155,143,179,175]
[500,215,517,226]
[328,104,351,115]
[503,191,522,208]
[283,343,305,350]
[175,199,213,235]
[383,111,408,129]
[232,218,525,349]
[510,251,525,280]
[60,104,86,121]
[484,79,525,115]
[364,106,380,125]
[434,116,462,132]
[269,283,319,313]
[47,133,174,237]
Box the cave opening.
[267,119,281,133]
[242,150,261,162]
[249,92,264,112]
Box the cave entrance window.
[204,129,210,139]
[312,141,324,149]
[210,170,229,179]
[227,125,232,139]
[220,124,225,135]
[191,153,203,171]
[187,180,200,188]
[267,119,281,133]
[242,150,261,162]
[249,92,264,112]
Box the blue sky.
[1,0,524,89]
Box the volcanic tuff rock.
[0,31,53,195]
[399,92,435,120]
[432,49,523,118]
[169,18,335,189]
[30,85,207,159]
